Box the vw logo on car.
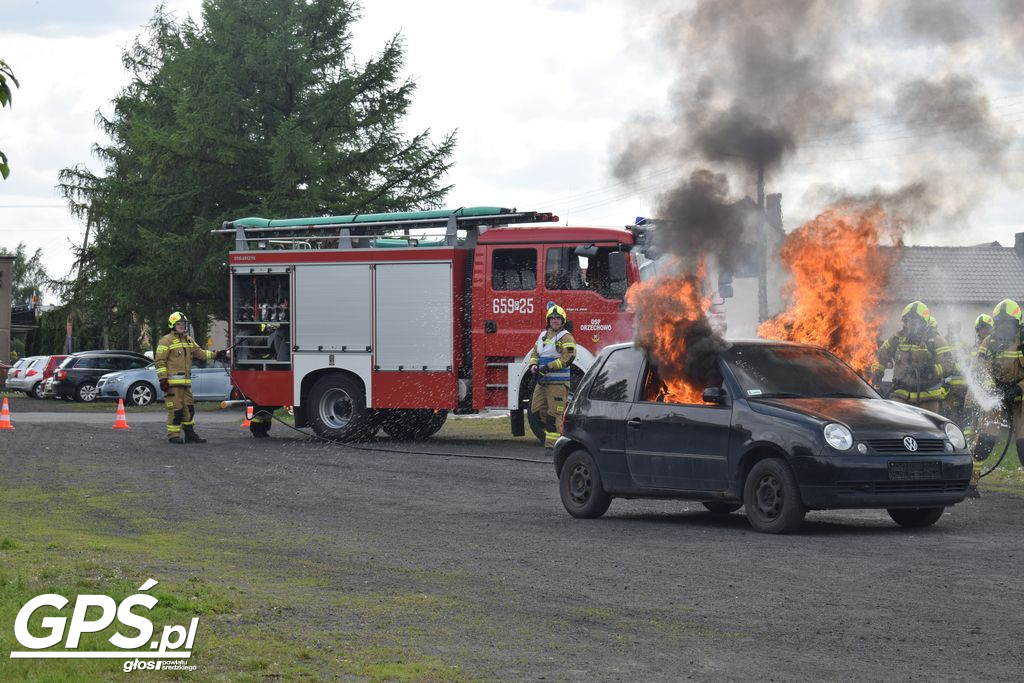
[903,436,918,452]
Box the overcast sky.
[1,0,1022,302]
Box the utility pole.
[756,164,768,323]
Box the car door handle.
[627,417,642,427]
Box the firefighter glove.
[159,378,170,393]
[1002,383,1022,403]
[215,349,228,362]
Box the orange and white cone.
[241,404,253,428]
[0,397,13,430]
[112,398,130,430]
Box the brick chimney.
[1015,232,1024,259]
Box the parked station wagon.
[553,341,974,533]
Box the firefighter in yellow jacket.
[974,300,1024,478]
[156,311,225,444]
[528,304,576,449]
[871,301,955,414]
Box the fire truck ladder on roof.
[213,206,559,251]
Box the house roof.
[884,244,1024,304]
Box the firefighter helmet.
[168,311,188,329]
[992,299,1022,324]
[546,304,567,325]
[901,301,930,321]
[974,313,994,330]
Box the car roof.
[600,338,825,355]
[72,350,149,358]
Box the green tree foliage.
[58,0,456,336]
[0,242,49,305]
[0,58,19,179]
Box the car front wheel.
[559,449,611,519]
[887,507,945,529]
[128,381,155,406]
[743,458,807,534]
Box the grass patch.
[978,440,1024,495]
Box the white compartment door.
[294,264,372,352]
[374,262,453,371]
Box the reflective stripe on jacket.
[528,329,576,384]
[155,332,214,386]
[976,339,1024,402]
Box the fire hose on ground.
[979,400,1014,479]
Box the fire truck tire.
[381,410,448,441]
[308,374,372,441]
[523,366,585,444]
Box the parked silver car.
[96,359,238,406]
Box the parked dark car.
[554,341,974,534]
[51,351,152,403]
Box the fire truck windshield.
[725,344,876,400]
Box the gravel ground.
[1,401,1022,681]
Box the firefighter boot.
[966,461,981,499]
[544,415,559,450]
[168,434,184,445]
[183,425,207,444]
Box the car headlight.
[823,423,854,451]
[944,422,967,450]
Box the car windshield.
[724,345,876,399]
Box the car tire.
[702,501,742,514]
[559,449,612,519]
[127,381,155,407]
[307,374,373,441]
[31,382,46,399]
[887,507,945,529]
[75,382,98,403]
[743,458,807,534]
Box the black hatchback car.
[52,350,152,402]
[554,341,973,533]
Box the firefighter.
[528,304,576,449]
[871,301,954,414]
[973,300,1024,482]
[155,311,226,444]
[960,313,995,497]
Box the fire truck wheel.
[308,374,371,441]
[382,410,447,441]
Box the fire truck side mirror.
[608,251,628,295]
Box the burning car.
[554,340,973,534]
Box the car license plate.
[888,461,942,481]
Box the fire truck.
[215,206,656,441]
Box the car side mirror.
[702,386,727,404]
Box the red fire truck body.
[218,207,646,440]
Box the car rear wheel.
[128,381,155,406]
[702,501,742,514]
[559,449,611,519]
[31,382,45,399]
[75,382,98,403]
[743,458,806,534]
[887,507,945,529]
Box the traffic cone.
[0,397,13,430]
[112,398,130,430]
[241,404,252,428]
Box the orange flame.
[627,261,715,404]
[758,204,896,373]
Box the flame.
[758,204,895,373]
[627,261,717,404]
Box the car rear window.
[588,347,643,402]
